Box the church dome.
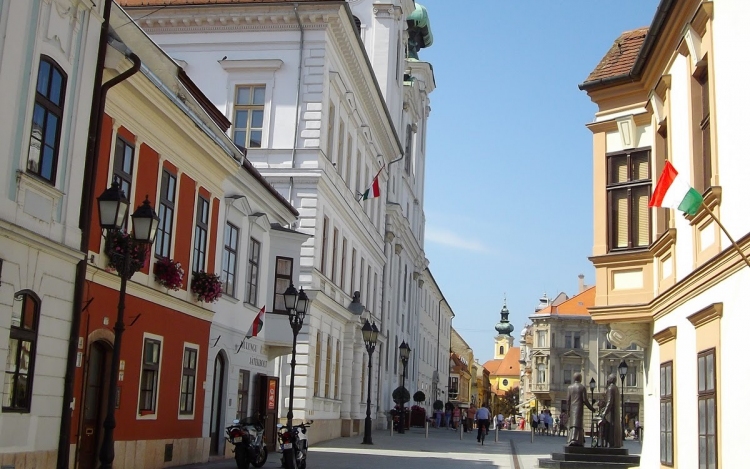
[495,301,514,335]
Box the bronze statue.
[566,372,595,446]
[601,374,623,448]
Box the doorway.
[78,341,111,469]
[209,353,226,455]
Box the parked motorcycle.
[277,420,313,469]
[225,416,268,468]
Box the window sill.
[222,294,240,305]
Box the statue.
[566,372,595,446]
[601,374,623,448]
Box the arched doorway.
[78,341,112,469]
[209,352,227,455]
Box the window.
[193,196,209,272]
[179,347,198,415]
[697,349,717,469]
[3,291,40,412]
[660,361,673,465]
[695,69,712,193]
[403,266,407,302]
[324,336,332,397]
[607,149,651,250]
[626,368,637,387]
[334,340,341,399]
[139,338,161,412]
[537,363,546,384]
[272,257,293,312]
[314,333,321,397]
[605,339,617,350]
[565,332,581,349]
[360,258,365,304]
[366,265,372,310]
[350,247,357,295]
[449,377,458,399]
[563,365,576,385]
[537,331,547,348]
[404,124,413,175]
[232,85,265,148]
[337,120,345,176]
[246,238,261,305]
[27,57,66,184]
[221,223,239,296]
[331,228,339,284]
[237,370,250,420]
[320,216,329,276]
[340,238,347,290]
[155,170,176,258]
[112,137,135,202]
[326,103,335,160]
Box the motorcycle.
[277,420,313,469]
[225,416,268,468]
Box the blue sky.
[416,1,658,363]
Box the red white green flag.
[361,166,384,201]
[649,161,703,216]
[247,306,265,338]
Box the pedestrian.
[495,412,504,431]
[560,411,568,437]
[531,411,539,433]
[435,409,443,428]
[466,403,476,432]
[519,416,526,431]
[452,406,460,431]
[475,403,491,443]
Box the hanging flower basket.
[191,271,222,303]
[104,229,150,277]
[153,257,184,291]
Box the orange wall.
[72,281,210,442]
[134,143,159,275]
[175,175,196,288]
[88,114,114,254]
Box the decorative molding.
[394,243,402,255]
[687,302,723,328]
[653,326,677,345]
[607,322,650,350]
[649,228,676,258]
[219,59,283,72]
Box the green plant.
[433,399,444,411]
[413,391,426,403]
[153,257,184,290]
[191,271,222,303]
[392,386,410,405]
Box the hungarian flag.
[361,166,384,200]
[247,306,265,338]
[649,161,703,216]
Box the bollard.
[425,422,429,439]
[495,425,498,442]
[459,423,463,440]
[390,419,394,437]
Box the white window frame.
[178,341,200,420]
[136,332,164,420]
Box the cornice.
[137,8,331,34]
[687,302,722,328]
[586,111,651,134]
[589,247,653,267]
[653,326,677,345]
[650,228,676,258]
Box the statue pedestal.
[538,446,640,469]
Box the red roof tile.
[482,347,520,377]
[583,27,648,85]
[535,286,595,316]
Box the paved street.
[175,427,643,469]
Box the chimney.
[578,274,585,293]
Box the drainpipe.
[58,0,142,463]
[435,298,445,402]
[287,3,305,213]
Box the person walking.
[466,404,476,432]
[495,412,504,431]
[475,403,491,444]
[452,406,461,431]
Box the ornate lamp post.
[283,284,310,435]
[361,320,379,444]
[589,377,597,405]
[398,340,411,434]
[97,182,159,469]
[618,360,628,435]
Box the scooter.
[277,420,313,469]
[225,416,268,468]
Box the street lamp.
[589,377,596,406]
[618,360,628,435]
[283,284,310,436]
[361,319,379,444]
[97,182,159,469]
[398,340,411,434]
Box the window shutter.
[633,186,650,247]
[614,190,629,248]
[633,152,649,180]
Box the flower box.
[153,257,184,291]
[191,271,222,303]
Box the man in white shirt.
[495,413,504,430]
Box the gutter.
[578,0,675,92]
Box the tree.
[392,386,410,406]
[413,391,426,404]
[496,386,519,417]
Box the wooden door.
[79,342,109,469]
[209,354,226,455]
[253,374,279,451]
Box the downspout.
[288,3,304,212]
[58,4,141,461]
[436,298,445,402]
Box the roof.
[583,27,648,84]
[535,286,596,317]
[118,0,333,5]
[482,347,520,377]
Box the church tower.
[494,298,515,359]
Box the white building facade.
[123,0,438,443]
[0,0,102,465]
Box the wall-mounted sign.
[267,379,277,410]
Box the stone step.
[538,458,640,469]
[564,446,630,456]
[552,452,641,464]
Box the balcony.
[264,311,295,359]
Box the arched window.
[28,56,67,184]
[499,346,505,355]
[3,291,40,412]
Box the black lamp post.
[398,340,411,434]
[618,360,628,435]
[283,284,310,436]
[97,182,159,469]
[361,320,379,444]
[589,377,596,406]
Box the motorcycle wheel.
[250,446,267,467]
[282,449,296,469]
[234,446,250,469]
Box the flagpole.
[700,201,750,269]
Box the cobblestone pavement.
[174,427,643,469]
